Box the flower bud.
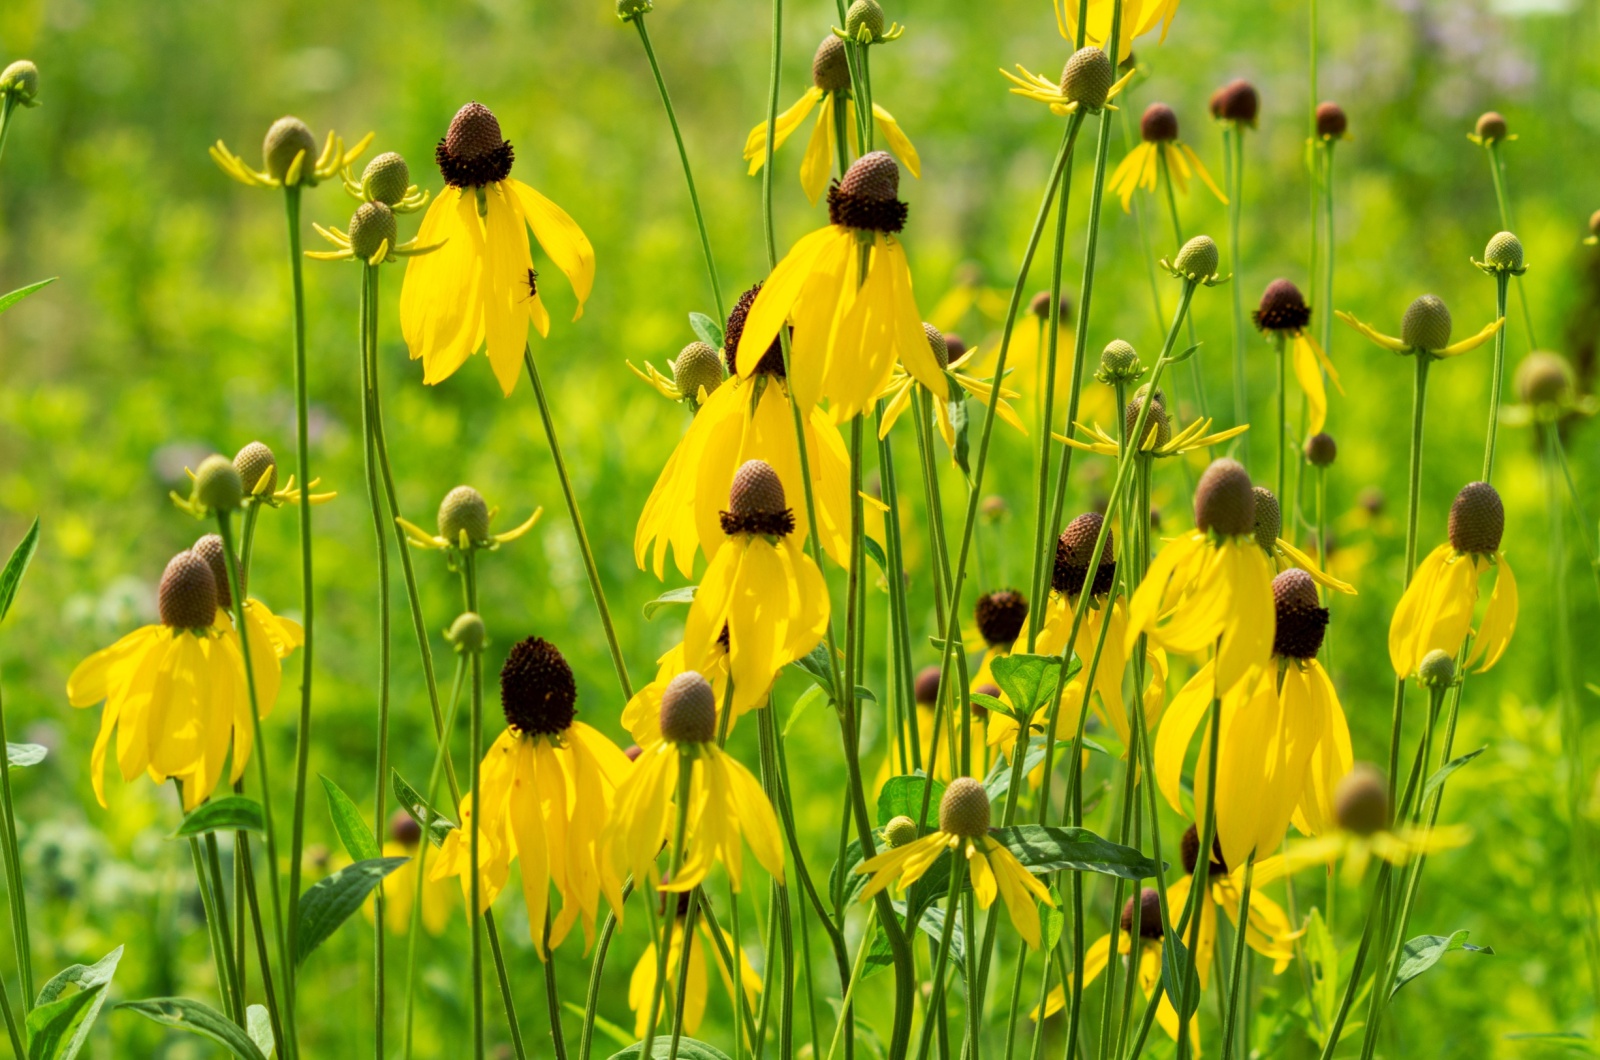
[923,323,950,369]
[1334,763,1388,836]
[1030,290,1072,321]
[194,454,244,513]
[1514,351,1574,407]
[1141,103,1178,143]
[362,152,412,206]
[659,671,718,745]
[1305,433,1337,468]
[263,117,318,184]
[914,665,942,705]
[349,201,397,260]
[1418,649,1456,689]
[1099,339,1141,383]
[1484,231,1523,272]
[390,809,423,846]
[616,0,654,19]
[0,60,39,106]
[1209,79,1258,125]
[1474,111,1508,143]
[1314,101,1347,139]
[446,612,487,655]
[1172,235,1220,280]
[1251,486,1281,551]
[1061,47,1114,111]
[1400,294,1452,352]
[883,815,919,848]
[938,777,991,839]
[192,534,237,611]
[233,441,279,497]
[438,485,490,545]
[673,341,726,403]
[845,0,886,41]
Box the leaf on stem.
[170,795,263,839]
[688,312,724,351]
[391,769,457,848]
[991,825,1158,879]
[115,998,268,1060]
[877,774,944,828]
[320,775,380,862]
[0,278,56,319]
[28,945,122,1060]
[1389,930,1493,999]
[295,856,409,965]
[8,743,47,768]
[0,518,40,623]
[1422,747,1487,801]
[642,585,696,621]
[609,1038,732,1060]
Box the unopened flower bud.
[1172,235,1220,280]
[390,809,423,846]
[362,152,412,206]
[1483,231,1523,272]
[1334,763,1388,836]
[1474,111,1508,143]
[0,60,39,106]
[1061,47,1114,111]
[438,485,490,545]
[194,455,244,513]
[1401,294,1452,352]
[1209,79,1258,125]
[923,323,950,369]
[1305,432,1337,467]
[883,815,918,848]
[233,441,279,497]
[845,0,886,41]
[349,201,397,260]
[446,612,487,655]
[1515,351,1574,407]
[1418,649,1456,689]
[1141,103,1178,142]
[1315,101,1347,139]
[1251,486,1281,551]
[673,341,726,403]
[263,117,318,184]
[914,665,942,705]
[616,0,654,19]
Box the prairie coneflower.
[627,894,761,1037]
[1128,458,1276,694]
[1054,0,1182,61]
[67,551,250,810]
[744,35,920,205]
[1389,482,1518,677]
[636,285,854,577]
[1337,293,1503,362]
[1249,487,1354,595]
[681,461,831,714]
[192,534,305,715]
[369,812,455,936]
[429,637,631,950]
[211,115,372,190]
[732,151,946,422]
[399,102,596,395]
[969,589,1030,691]
[1037,515,1127,725]
[877,326,1026,457]
[622,640,730,749]
[1056,391,1247,458]
[1254,279,1343,436]
[605,671,786,893]
[857,778,1055,947]
[397,484,543,555]
[629,340,728,413]
[1002,46,1134,118]
[1109,104,1226,213]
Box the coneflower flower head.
[1121,887,1163,939]
[829,150,908,234]
[1402,295,1453,351]
[883,815,919,848]
[721,460,795,538]
[1515,351,1574,406]
[1272,569,1329,659]
[361,152,412,206]
[391,808,423,846]
[1194,458,1255,538]
[0,60,40,107]
[1474,111,1509,143]
[922,323,951,369]
[1179,824,1228,877]
[812,36,852,92]
[1253,278,1311,333]
[436,101,514,188]
[1334,764,1388,836]
[500,636,577,737]
[1055,512,1116,597]
[658,671,718,745]
[914,665,942,705]
[1418,649,1456,689]
[672,342,727,404]
[1483,231,1525,273]
[1125,395,1171,449]
[1304,432,1337,467]
[263,117,319,183]
[1314,101,1347,139]
[233,441,278,497]
[1098,339,1142,384]
[844,0,888,42]
[1030,290,1072,320]
[1169,234,1222,283]
[160,550,220,631]
[944,332,969,360]
[348,201,397,260]
[1448,482,1504,555]
[724,283,786,378]
[1251,486,1281,552]
[192,534,237,611]
[615,0,653,20]
[1062,47,1115,111]
[439,485,491,545]
[975,589,1028,647]
[939,777,992,839]
[1209,78,1259,126]
[1141,103,1179,142]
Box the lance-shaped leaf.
[0,518,40,622]
[1389,930,1493,999]
[609,1038,732,1060]
[295,856,409,965]
[8,743,46,768]
[171,796,263,839]
[0,278,56,318]
[391,769,456,848]
[992,825,1160,880]
[643,585,696,621]
[116,998,267,1060]
[28,945,123,1060]
[321,775,380,862]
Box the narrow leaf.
[0,518,41,623]
[0,278,55,318]
[1160,930,1200,1020]
[992,825,1159,880]
[320,775,380,862]
[116,998,268,1060]
[643,585,696,621]
[1422,747,1486,801]
[862,536,887,573]
[792,642,835,693]
[391,769,457,848]
[609,1038,732,1060]
[295,856,409,965]
[28,946,122,1060]
[1305,908,1339,1040]
[783,684,827,736]
[688,312,724,351]
[171,796,263,839]
[1389,930,1493,999]
[8,743,46,767]
[246,1005,275,1058]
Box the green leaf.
[0,278,56,318]
[793,642,835,693]
[1422,747,1486,801]
[1304,908,1339,1042]
[643,585,696,621]
[970,692,1006,716]
[1160,930,1200,1020]
[563,1002,634,1050]
[116,998,268,1060]
[0,518,40,623]
[320,775,380,863]
[877,775,944,828]
[609,1038,732,1060]
[991,654,1062,717]
[391,769,457,848]
[783,683,828,736]
[171,796,263,839]
[28,945,122,1060]
[1165,341,1202,365]
[991,825,1158,880]
[863,536,887,573]
[688,312,724,351]
[8,743,46,767]
[1389,930,1493,999]
[246,1005,275,1058]
[295,856,409,965]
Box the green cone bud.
[938,778,992,839]
[673,341,726,403]
[263,116,318,184]
[1400,294,1452,351]
[438,485,490,545]
[1515,351,1574,407]
[1418,649,1456,689]
[883,815,918,848]
[1173,235,1220,280]
[362,152,411,206]
[1484,231,1523,272]
[233,441,278,497]
[349,201,397,260]
[845,0,886,41]
[0,60,39,106]
[193,454,243,513]
[447,612,487,655]
[1061,47,1114,111]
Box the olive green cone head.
[1419,649,1456,689]
[233,441,278,497]
[974,589,1028,647]
[1485,231,1524,271]
[922,323,950,369]
[1315,101,1347,138]
[1140,102,1178,142]
[845,0,886,41]
[1401,294,1452,351]
[1173,235,1220,279]
[194,454,243,512]
[1194,459,1255,537]
[1100,339,1140,378]
[1448,481,1504,555]
[0,60,39,105]
[500,636,577,736]
[447,612,487,655]
[1061,47,1114,110]
[914,665,942,705]
[659,670,717,744]
[938,778,992,839]
[812,36,851,91]
[839,151,899,202]
[1334,763,1389,836]
[1124,397,1171,449]
[362,152,412,206]
[1515,351,1574,406]
[159,550,219,630]
[1121,888,1163,939]
[1251,486,1282,551]
[883,815,919,848]
[673,341,726,402]
[192,534,235,611]
[349,201,397,260]
[263,117,317,182]
[438,485,490,545]
[1304,432,1337,468]
[1475,111,1508,142]
[615,0,653,19]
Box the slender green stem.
[1483,273,1510,484]
[1314,862,1393,1060]
[1172,683,1223,1060]
[642,763,697,1060]
[1218,856,1256,1058]
[0,97,17,173]
[1484,143,1538,349]
[1225,124,1249,464]
[236,829,285,1051]
[1321,143,1335,355]
[1156,151,1206,425]
[0,673,32,1011]
[1385,355,1432,813]
[1275,332,1287,502]
[521,348,633,698]
[913,860,967,1060]
[461,554,486,1060]
[187,829,242,1022]
[823,914,876,1060]
[754,703,796,1060]
[203,833,245,1024]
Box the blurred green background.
[1,0,1598,1055]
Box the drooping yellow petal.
[1178,143,1227,203]
[744,88,824,174]
[737,227,844,380]
[1388,544,1452,676]
[402,188,485,385]
[1154,661,1215,818]
[1292,334,1329,435]
[507,178,596,321]
[1467,554,1518,672]
[872,103,921,179]
[798,92,837,205]
[1436,317,1504,357]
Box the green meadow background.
[1,0,1598,1054]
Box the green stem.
[1385,355,1432,813]
[1321,143,1335,355]
[1314,862,1393,1060]
[754,704,796,1060]
[1482,273,1509,484]
[1226,124,1249,465]
[1156,150,1206,426]
[203,833,245,1024]
[1172,683,1223,1060]
[824,914,877,1060]
[462,554,486,1060]
[641,762,697,1060]
[1218,856,1256,1058]
[187,829,243,1022]
[0,674,32,1011]
[913,860,967,1060]
[0,97,17,173]
[1485,143,1538,349]
[1275,332,1287,502]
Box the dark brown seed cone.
[390,809,423,846]
[939,777,992,839]
[812,36,851,92]
[943,333,968,361]
[828,151,908,233]
[723,283,787,378]
[923,323,950,369]
[500,636,577,736]
[1252,486,1282,552]
[1448,482,1504,555]
[1475,111,1508,142]
[436,102,514,187]
[659,671,718,744]
[1272,569,1329,659]
[1121,888,1164,939]
[1194,459,1256,537]
[1054,512,1116,598]
[1315,101,1347,138]
[1253,278,1312,333]
[1179,824,1229,876]
[1210,79,1259,125]
[1305,432,1338,468]
[974,589,1028,647]
[969,687,996,717]
[721,460,796,537]
[1140,103,1179,143]
[159,550,219,630]
[1335,763,1388,836]
[1030,290,1072,321]
[192,534,237,611]
[915,665,942,705]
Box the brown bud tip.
[1360,487,1384,516]
[1272,568,1329,659]
[159,550,219,630]
[1141,103,1179,142]
[1054,512,1116,598]
[839,151,900,202]
[192,534,236,612]
[500,636,577,736]
[1210,79,1259,124]
[390,809,423,846]
[1121,888,1164,939]
[659,670,718,744]
[438,485,490,545]
[974,589,1028,647]
[263,117,317,182]
[1334,763,1389,836]
[1475,111,1508,142]
[1251,486,1282,551]
[884,815,919,848]
[233,441,278,497]
[1030,290,1072,320]
[938,777,992,839]
[729,460,787,518]
[1253,278,1311,333]
[915,665,943,706]
[1194,459,1256,537]
[349,201,398,260]
[1515,351,1574,407]
[1401,294,1452,352]
[922,323,950,369]
[446,102,504,161]
[1061,47,1114,111]
[943,333,968,361]
[1448,481,1504,555]
[1305,432,1337,468]
[813,35,851,92]
[1179,824,1229,877]
[1315,101,1347,139]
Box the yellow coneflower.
[744,36,919,205]
[1055,389,1247,460]
[681,460,830,714]
[1128,458,1276,695]
[1254,279,1343,436]
[857,778,1054,947]
[366,812,455,936]
[67,551,251,810]
[1053,0,1182,61]
[1001,45,1135,119]
[622,641,731,749]
[636,285,854,578]
[211,115,372,191]
[1337,293,1503,363]
[231,440,336,510]
[628,340,728,414]
[429,637,631,952]
[192,534,304,715]
[399,102,595,395]
[627,899,761,1038]
[733,152,947,422]
[396,484,543,555]
[1156,569,1352,868]
[877,326,1026,458]
[1389,481,1518,678]
[1109,104,1225,213]
[604,671,786,894]
[1248,487,1354,595]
